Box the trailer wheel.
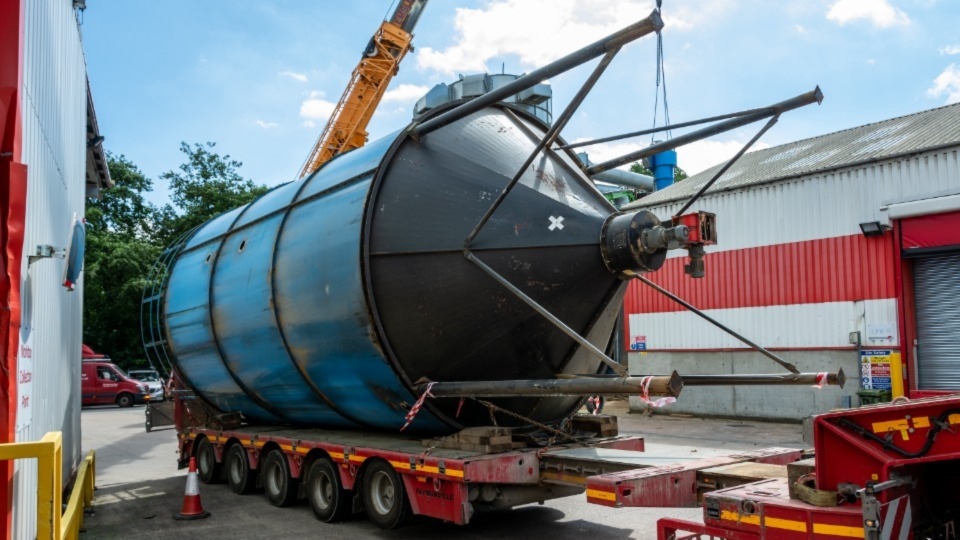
[195,437,221,484]
[362,459,410,529]
[307,457,351,523]
[116,393,134,408]
[225,444,257,495]
[262,449,298,507]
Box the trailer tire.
[307,457,351,522]
[362,459,410,529]
[262,449,298,507]
[195,437,221,484]
[116,393,134,408]
[225,444,257,495]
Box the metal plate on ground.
[543,446,709,467]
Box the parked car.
[127,369,165,402]
[81,360,150,407]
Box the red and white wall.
[626,145,960,419]
[1,1,88,538]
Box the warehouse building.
[1,1,110,537]
[625,103,960,420]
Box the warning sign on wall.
[861,349,897,391]
[629,335,647,351]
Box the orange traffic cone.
[174,457,211,520]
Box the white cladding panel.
[628,299,898,350]
[649,149,960,259]
[12,2,86,539]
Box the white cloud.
[794,24,806,34]
[574,137,770,178]
[299,90,337,124]
[416,0,729,75]
[927,64,960,105]
[255,120,279,129]
[940,45,960,55]
[826,0,909,28]
[281,71,308,82]
[382,83,431,104]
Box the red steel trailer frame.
[649,395,960,539]
[170,388,960,536]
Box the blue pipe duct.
[649,149,677,191]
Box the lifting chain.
[650,0,671,144]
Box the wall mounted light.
[859,221,886,237]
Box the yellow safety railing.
[0,431,96,540]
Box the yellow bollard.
[890,351,905,399]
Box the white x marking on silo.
[548,216,565,231]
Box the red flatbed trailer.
[170,388,960,537]
[170,390,795,529]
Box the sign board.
[861,349,897,391]
[16,326,33,432]
[867,323,897,342]
[16,274,34,433]
[629,335,647,351]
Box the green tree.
[157,142,269,244]
[84,154,162,369]
[630,161,688,183]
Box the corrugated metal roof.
[630,102,960,208]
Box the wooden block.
[421,426,516,453]
[458,427,512,437]
[571,414,619,437]
[425,439,513,453]
[453,433,513,445]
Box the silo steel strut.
[418,373,684,398]
[584,87,824,176]
[411,10,664,138]
[438,13,665,381]
[557,104,785,151]
[636,272,801,374]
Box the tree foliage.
[84,154,161,367]
[156,142,269,245]
[83,143,268,370]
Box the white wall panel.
[12,2,86,538]
[648,149,960,259]
[628,298,898,350]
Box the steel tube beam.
[465,250,628,376]
[412,10,664,137]
[585,86,823,175]
[558,106,773,151]
[636,275,800,374]
[682,370,846,388]
[672,114,779,218]
[419,373,683,397]
[464,50,619,247]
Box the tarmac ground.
[79,399,807,539]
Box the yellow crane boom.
[299,0,428,178]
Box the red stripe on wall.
[624,233,896,314]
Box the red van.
[81,360,150,407]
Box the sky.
[79,0,960,205]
